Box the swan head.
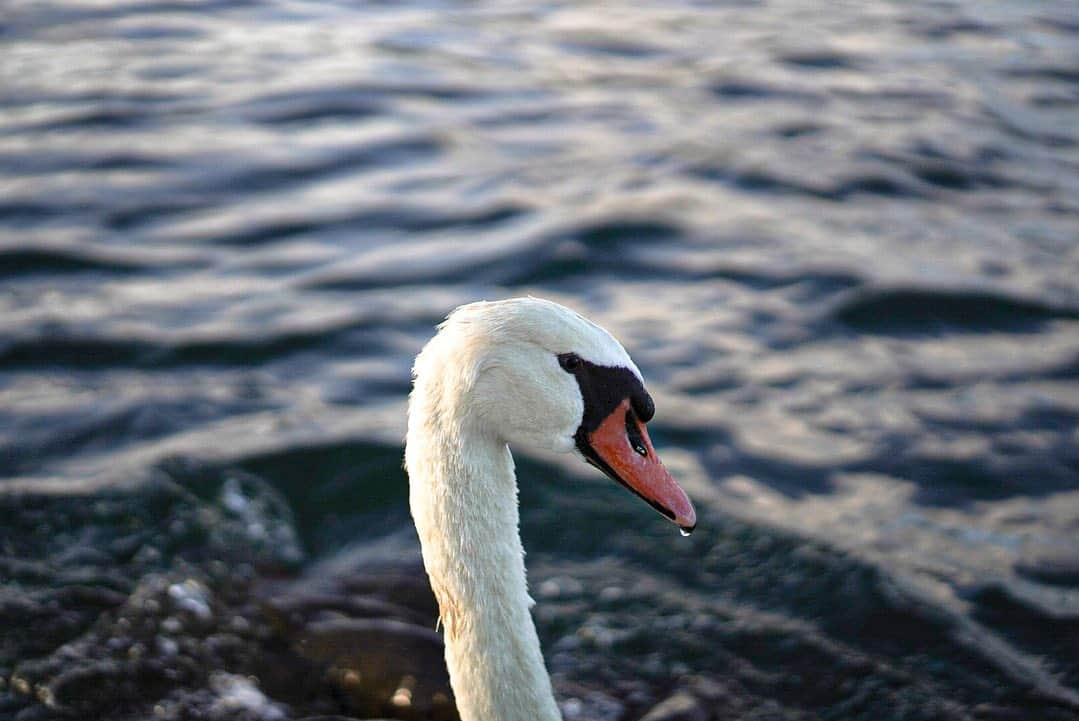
[410,297,696,533]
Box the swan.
[406,297,696,721]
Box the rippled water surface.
[2,1,1079,720]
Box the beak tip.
[674,502,696,535]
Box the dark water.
[2,1,1079,719]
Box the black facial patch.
[564,357,672,518]
[563,357,654,439]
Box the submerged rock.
[260,558,457,721]
[639,691,707,721]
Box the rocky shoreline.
[0,468,731,721]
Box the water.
[2,0,1078,719]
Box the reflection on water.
[1,0,1078,719]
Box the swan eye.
[558,353,582,373]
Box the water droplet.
[679,527,692,537]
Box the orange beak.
[582,399,696,533]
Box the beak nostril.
[625,407,649,457]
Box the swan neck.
[407,412,562,721]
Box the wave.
[832,286,1079,335]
